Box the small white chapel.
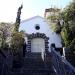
[19,11,62,53]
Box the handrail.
[52,49,75,73]
[63,57,75,72]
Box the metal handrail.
[52,49,75,73]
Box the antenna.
[50,0,53,8]
[18,0,23,6]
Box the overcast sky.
[0,0,72,22]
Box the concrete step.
[9,69,55,75]
[10,52,55,75]
[23,57,45,70]
[25,52,42,59]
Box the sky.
[0,0,72,23]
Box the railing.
[0,52,13,75]
[51,49,75,75]
[0,55,7,75]
[0,48,75,75]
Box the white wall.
[19,16,62,51]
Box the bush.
[11,32,25,55]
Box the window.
[35,24,40,30]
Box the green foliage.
[61,26,69,47]
[60,0,75,52]
[47,9,61,33]
[14,23,19,32]
[47,15,59,22]
[68,38,75,52]
[11,31,25,54]
[50,23,57,32]
[0,22,14,49]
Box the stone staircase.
[10,52,55,75]
[1,50,75,75]
[23,52,55,75]
[23,52,45,70]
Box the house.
[44,8,61,20]
[19,16,62,53]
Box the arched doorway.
[27,33,49,53]
[31,38,45,52]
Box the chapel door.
[31,38,45,53]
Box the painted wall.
[19,16,62,51]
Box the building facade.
[19,16,62,53]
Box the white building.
[19,16,62,53]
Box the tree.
[14,5,23,32]
[61,25,70,47]
[11,31,25,68]
[47,8,62,34]
[0,22,14,49]
[60,1,75,67]
[60,0,75,52]
[11,31,25,55]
